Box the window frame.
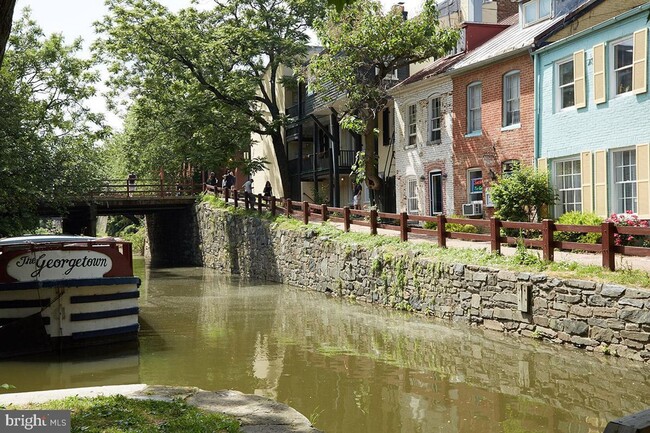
[407,104,417,146]
[407,177,419,215]
[555,57,575,111]
[611,148,637,214]
[502,71,521,128]
[429,96,442,143]
[467,168,483,203]
[609,35,634,97]
[467,82,482,135]
[553,157,582,215]
[522,0,551,27]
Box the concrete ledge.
[0,385,323,433]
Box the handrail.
[207,186,650,271]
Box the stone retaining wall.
[195,203,650,362]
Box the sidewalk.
[328,220,650,273]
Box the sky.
[16,0,426,128]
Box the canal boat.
[0,235,140,357]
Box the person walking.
[263,181,272,198]
[206,172,217,192]
[127,173,137,197]
[353,183,362,210]
[242,178,254,208]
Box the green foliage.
[490,164,556,223]
[554,211,602,244]
[12,395,241,433]
[94,0,324,194]
[1,383,15,391]
[422,217,477,233]
[512,238,543,267]
[0,10,108,236]
[310,0,458,188]
[107,216,145,255]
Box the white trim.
[555,57,575,111]
[552,156,582,216]
[610,147,638,214]
[467,167,483,202]
[503,70,520,127]
[609,35,634,98]
[467,81,482,134]
[407,177,419,215]
[428,96,442,144]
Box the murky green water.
[2,259,650,433]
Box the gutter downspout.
[532,46,541,166]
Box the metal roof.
[394,52,466,89]
[449,13,564,72]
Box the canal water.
[2,260,650,433]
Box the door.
[429,171,443,215]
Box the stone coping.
[0,384,323,433]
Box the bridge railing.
[87,179,203,198]
[207,186,650,272]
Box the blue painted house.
[534,1,649,218]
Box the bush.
[554,211,602,244]
[490,163,556,222]
[422,216,477,233]
[606,211,650,246]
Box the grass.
[204,201,650,289]
[3,395,241,433]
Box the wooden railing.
[88,179,203,198]
[209,187,650,271]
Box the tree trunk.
[271,131,291,199]
[0,0,16,68]
[363,117,382,191]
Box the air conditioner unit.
[462,202,483,217]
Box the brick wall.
[451,53,535,215]
[496,0,519,22]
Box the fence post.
[343,206,350,232]
[271,196,276,216]
[286,199,292,217]
[399,212,408,242]
[224,187,230,202]
[490,217,501,254]
[437,214,446,248]
[370,208,378,235]
[542,219,554,262]
[602,221,616,271]
[234,190,238,208]
[159,177,164,197]
[321,204,328,222]
[257,194,263,214]
[302,201,309,225]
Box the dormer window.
[522,0,551,27]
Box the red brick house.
[447,6,570,217]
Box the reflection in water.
[2,262,650,433]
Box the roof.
[450,0,603,72]
[394,52,466,88]
[449,13,562,71]
[0,235,105,246]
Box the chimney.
[392,2,408,20]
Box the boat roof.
[0,235,101,246]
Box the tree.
[0,0,16,67]
[0,10,108,236]
[94,0,324,197]
[489,164,557,223]
[309,0,459,190]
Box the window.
[407,178,419,214]
[408,104,417,146]
[429,97,441,142]
[612,149,637,213]
[522,0,551,26]
[467,169,483,202]
[503,71,520,127]
[502,160,519,177]
[467,82,482,134]
[556,58,575,110]
[610,37,634,96]
[555,159,582,214]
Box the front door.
[429,171,443,215]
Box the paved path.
[326,220,650,272]
[0,385,323,433]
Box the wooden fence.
[209,186,650,272]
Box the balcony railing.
[288,149,356,177]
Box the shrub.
[554,211,602,244]
[421,216,477,233]
[490,163,556,222]
[606,211,650,246]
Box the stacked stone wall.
[195,203,650,362]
